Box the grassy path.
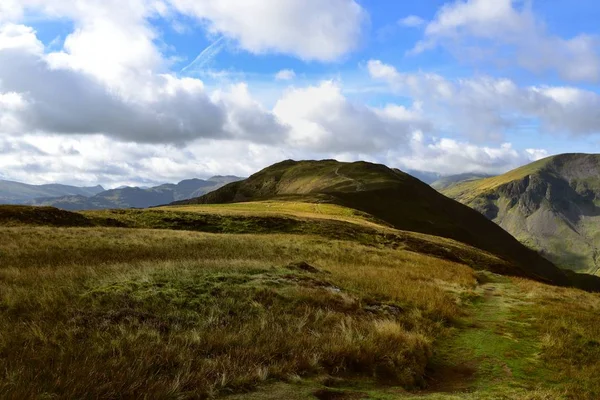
[398,272,557,399]
[228,272,561,400]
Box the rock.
[285,261,321,273]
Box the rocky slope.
[442,153,600,274]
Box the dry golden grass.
[158,201,390,230]
[0,226,476,398]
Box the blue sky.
[0,0,599,187]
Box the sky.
[0,0,599,188]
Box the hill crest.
[175,159,600,290]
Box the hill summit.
[442,153,600,275]
[175,159,599,290]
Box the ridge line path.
[334,167,366,191]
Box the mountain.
[0,179,104,204]
[431,173,494,191]
[173,159,599,290]
[29,176,243,210]
[441,153,600,274]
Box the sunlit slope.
[0,204,506,277]
[442,153,600,274]
[174,159,597,289]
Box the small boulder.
[286,261,321,273]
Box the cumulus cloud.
[167,0,366,61]
[390,132,548,175]
[0,132,362,187]
[275,69,296,81]
[273,81,429,152]
[413,0,600,82]
[0,129,547,187]
[0,24,292,144]
[3,0,167,88]
[0,1,567,185]
[368,59,600,140]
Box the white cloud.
[167,0,366,61]
[0,129,547,187]
[391,132,548,175]
[0,24,290,144]
[0,2,570,185]
[368,59,600,140]
[413,0,600,82]
[399,15,425,28]
[0,134,288,187]
[273,81,429,152]
[2,1,168,88]
[0,0,23,22]
[275,69,296,81]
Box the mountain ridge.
[441,153,600,274]
[174,159,600,290]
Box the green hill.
[442,153,600,274]
[174,159,599,290]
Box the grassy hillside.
[174,159,597,290]
[441,154,600,274]
[1,205,599,399]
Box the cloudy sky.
[1,0,599,187]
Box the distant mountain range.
[0,176,242,210]
[441,154,600,275]
[0,180,105,204]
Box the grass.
[2,202,600,398]
[221,272,600,399]
[159,201,390,229]
[513,278,600,399]
[0,226,478,398]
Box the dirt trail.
[334,167,365,192]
